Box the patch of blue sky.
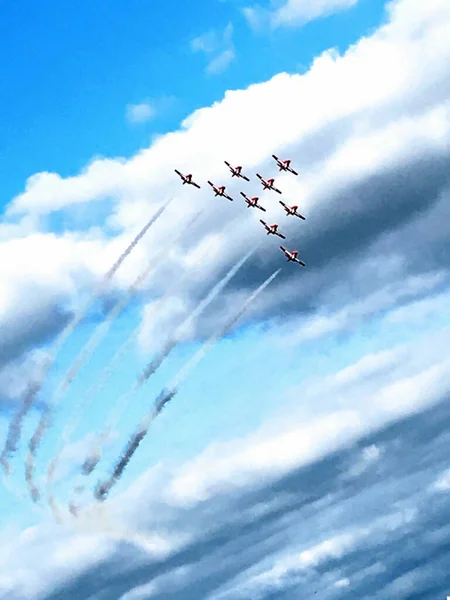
[0,0,388,211]
[37,197,118,235]
[120,293,450,475]
[3,288,446,522]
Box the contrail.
[46,213,209,517]
[0,200,171,474]
[77,244,259,484]
[25,205,188,502]
[46,273,189,516]
[93,268,281,501]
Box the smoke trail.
[26,206,186,502]
[46,278,184,499]
[78,244,259,483]
[94,269,281,501]
[46,214,208,516]
[1,200,170,473]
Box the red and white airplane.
[224,161,250,181]
[256,173,282,194]
[174,169,201,189]
[279,200,306,220]
[240,192,266,212]
[272,155,298,176]
[280,246,306,266]
[208,181,233,201]
[260,220,286,239]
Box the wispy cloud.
[191,22,236,75]
[125,102,157,125]
[244,0,360,30]
[2,378,450,598]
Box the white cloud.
[206,48,236,75]
[335,577,350,588]
[126,102,157,124]
[431,468,450,492]
[164,325,450,508]
[1,0,450,591]
[191,22,235,75]
[0,0,448,390]
[1,321,450,597]
[244,0,359,30]
[346,445,382,478]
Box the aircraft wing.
[191,181,201,189]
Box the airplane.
[174,169,201,189]
[224,161,250,181]
[256,173,282,194]
[280,245,306,266]
[260,220,286,239]
[279,200,306,220]
[272,155,298,176]
[240,192,266,211]
[207,181,233,201]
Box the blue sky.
[1,0,450,597]
[0,0,386,203]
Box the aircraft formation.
[1,153,303,519]
[174,154,306,267]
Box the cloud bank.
[1,0,450,596]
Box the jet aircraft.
[174,169,201,189]
[272,155,298,175]
[279,200,306,220]
[208,181,233,201]
[240,192,266,211]
[224,161,250,181]
[260,220,286,239]
[256,174,282,194]
[280,246,306,266]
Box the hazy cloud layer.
[2,385,450,599]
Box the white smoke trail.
[76,243,260,489]
[93,268,281,501]
[46,213,209,517]
[1,200,171,474]
[25,204,185,502]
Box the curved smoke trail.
[93,268,281,501]
[0,200,171,475]
[46,212,207,517]
[25,203,180,502]
[75,243,260,490]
